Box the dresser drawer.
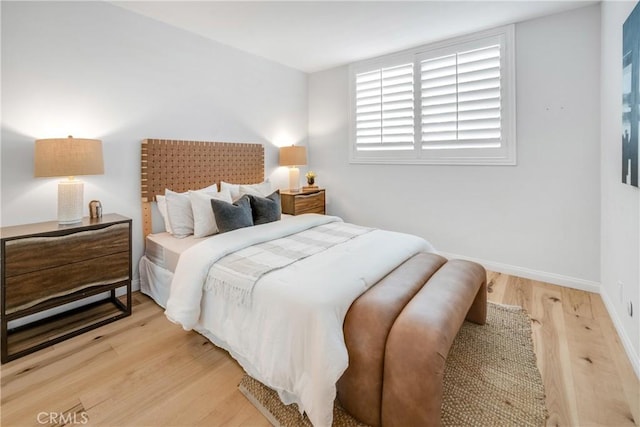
[5,251,130,314]
[294,191,325,214]
[4,223,129,278]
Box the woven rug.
[238,302,548,427]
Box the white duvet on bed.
[165,214,434,427]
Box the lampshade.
[34,136,104,225]
[34,136,104,178]
[279,145,307,167]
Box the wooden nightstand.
[0,214,132,363]
[280,188,326,215]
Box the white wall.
[600,0,640,376]
[308,5,601,290]
[1,1,308,286]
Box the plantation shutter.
[420,44,501,149]
[355,63,414,151]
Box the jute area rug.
[239,303,548,427]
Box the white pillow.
[220,181,241,199]
[189,189,233,238]
[221,180,270,200]
[200,183,219,194]
[164,184,218,238]
[165,190,194,238]
[155,195,173,233]
[239,182,273,198]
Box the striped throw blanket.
[204,221,373,306]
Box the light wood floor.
[1,273,638,426]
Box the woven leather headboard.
[140,139,264,237]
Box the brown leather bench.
[338,253,487,427]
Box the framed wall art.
[623,1,640,187]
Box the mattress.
[144,232,205,273]
[140,233,204,308]
[141,215,295,307]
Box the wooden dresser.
[280,188,325,215]
[0,214,132,363]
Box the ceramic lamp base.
[288,167,300,192]
[58,179,83,224]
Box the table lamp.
[34,136,104,224]
[279,145,307,192]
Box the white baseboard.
[131,277,141,292]
[599,289,640,379]
[440,251,639,380]
[439,251,600,293]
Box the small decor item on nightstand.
[89,200,102,218]
[304,171,318,190]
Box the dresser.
[280,188,326,215]
[0,214,132,363]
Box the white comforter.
[165,214,434,427]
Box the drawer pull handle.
[297,192,322,199]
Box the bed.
[139,139,487,427]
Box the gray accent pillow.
[249,190,282,225]
[210,195,254,233]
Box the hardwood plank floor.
[2,275,638,427]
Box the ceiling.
[112,1,597,73]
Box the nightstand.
[0,214,132,363]
[281,188,326,215]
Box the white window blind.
[355,63,414,151]
[349,25,515,165]
[421,45,501,150]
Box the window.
[349,25,515,165]
[355,63,415,152]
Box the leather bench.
[338,253,487,427]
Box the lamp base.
[288,167,301,192]
[58,179,83,224]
